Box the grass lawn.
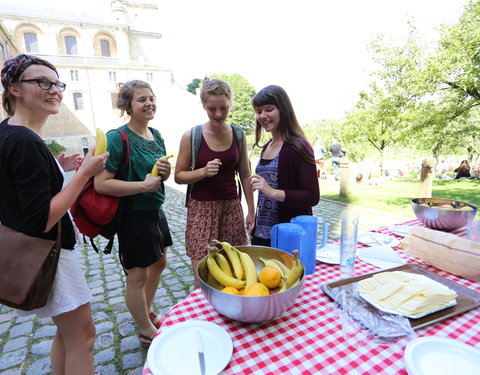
[319,178,480,219]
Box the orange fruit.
[259,266,282,288]
[244,282,270,296]
[221,286,240,295]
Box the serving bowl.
[411,198,477,232]
[198,245,305,323]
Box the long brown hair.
[252,85,314,163]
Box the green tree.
[186,78,201,95]
[211,73,256,135]
[406,1,480,162]
[342,29,427,173]
[433,1,480,110]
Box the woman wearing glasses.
[0,54,107,375]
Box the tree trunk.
[379,149,384,176]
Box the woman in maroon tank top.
[174,78,255,288]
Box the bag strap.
[99,129,129,254]
[230,124,244,173]
[190,124,203,172]
[185,125,203,207]
[106,129,130,178]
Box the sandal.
[149,311,165,329]
[139,333,154,348]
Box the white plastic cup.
[339,213,359,278]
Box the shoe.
[149,311,165,329]
[139,332,154,348]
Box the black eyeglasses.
[20,79,67,92]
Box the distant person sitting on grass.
[454,160,471,180]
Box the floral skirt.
[186,198,248,260]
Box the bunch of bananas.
[205,240,303,295]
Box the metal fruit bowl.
[198,245,305,323]
[411,197,477,232]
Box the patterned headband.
[1,54,58,90]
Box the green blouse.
[105,124,167,210]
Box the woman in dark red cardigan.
[249,85,320,246]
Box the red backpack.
[70,129,130,253]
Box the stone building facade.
[0,0,204,155]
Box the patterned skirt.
[186,198,248,259]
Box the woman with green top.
[94,80,172,347]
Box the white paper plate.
[357,232,400,248]
[389,225,411,237]
[316,243,340,264]
[147,320,233,375]
[357,246,406,269]
[404,337,480,375]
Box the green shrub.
[46,140,66,157]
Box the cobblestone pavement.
[0,183,410,375]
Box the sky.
[1,0,471,125]
[156,0,471,124]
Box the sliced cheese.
[357,271,457,317]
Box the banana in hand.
[93,128,107,156]
[151,155,174,176]
[151,162,159,177]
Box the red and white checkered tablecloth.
[143,219,480,375]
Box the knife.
[195,328,206,375]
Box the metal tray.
[322,264,480,330]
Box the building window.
[64,36,78,55]
[93,32,117,57]
[146,72,153,82]
[73,92,84,110]
[100,39,111,57]
[70,70,79,81]
[109,71,117,81]
[24,32,38,53]
[0,43,6,63]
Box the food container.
[411,198,477,232]
[198,245,305,323]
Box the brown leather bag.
[0,223,61,310]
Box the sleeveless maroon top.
[191,135,239,201]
